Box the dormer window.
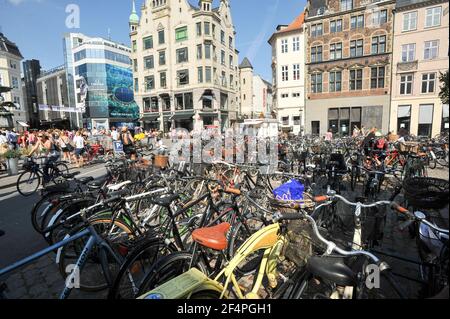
[152,0,167,8]
[202,2,211,11]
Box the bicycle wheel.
[17,171,41,196]
[108,237,176,299]
[57,218,133,292]
[137,252,207,297]
[31,191,70,233]
[55,162,70,175]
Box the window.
[282,117,289,125]
[403,12,417,31]
[230,74,234,88]
[293,116,301,125]
[350,69,363,90]
[351,15,364,29]
[221,50,225,65]
[212,24,216,38]
[177,69,189,85]
[197,45,202,60]
[221,30,225,45]
[145,76,155,91]
[205,67,212,83]
[330,43,342,60]
[330,19,342,33]
[350,39,364,57]
[11,77,19,89]
[311,73,323,93]
[311,23,323,37]
[133,59,138,72]
[205,43,211,59]
[132,40,137,52]
[143,36,153,50]
[372,9,388,25]
[424,40,439,60]
[371,36,386,54]
[158,30,165,44]
[293,37,300,51]
[401,44,415,62]
[282,66,289,81]
[340,0,352,11]
[160,72,167,88]
[293,64,300,80]
[176,47,188,63]
[442,104,449,132]
[421,73,436,93]
[425,7,441,28]
[134,78,138,92]
[293,93,301,98]
[159,51,166,65]
[397,105,411,132]
[221,71,227,87]
[400,74,413,95]
[144,56,154,69]
[281,39,288,53]
[229,36,233,49]
[418,104,434,137]
[371,66,385,89]
[175,26,188,41]
[196,22,202,36]
[198,67,204,83]
[329,71,342,92]
[311,46,323,62]
[229,55,234,68]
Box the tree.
[439,70,449,105]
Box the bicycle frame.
[0,225,122,299]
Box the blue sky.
[0,0,306,81]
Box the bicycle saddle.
[192,222,231,251]
[153,194,180,207]
[62,171,81,179]
[78,176,95,184]
[87,178,108,190]
[306,256,357,287]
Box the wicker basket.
[399,142,420,153]
[153,155,169,168]
[403,177,449,210]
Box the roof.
[0,33,23,58]
[268,12,305,43]
[396,0,442,10]
[239,57,253,69]
[129,0,139,24]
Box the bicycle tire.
[108,237,177,299]
[30,191,70,233]
[57,218,133,292]
[17,171,41,197]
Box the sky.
[0,0,306,81]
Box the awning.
[141,113,160,121]
[17,121,29,127]
[398,105,411,118]
[242,120,264,126]
[170,111,195,120]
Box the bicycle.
[16,156,69,197]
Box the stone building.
[129,0,240,132]
[304,0,395,136]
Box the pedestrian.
[119,126,136,161]
[27,133,60,186]
[352,125,361,138]
[7,128,18,150]
[325,129,333,141]
[73,131,85,168]
[111,127,119,141]
[58,132,73,164]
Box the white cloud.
[7,0,44,5]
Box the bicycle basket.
[284,219,321,267]
[403,177,449,210]
[22,158,37,171]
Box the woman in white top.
[72,131,85,168]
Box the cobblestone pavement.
[2,165,448,299]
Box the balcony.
[397,60,418,73]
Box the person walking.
[7,129,18,150]
[73,131,85,168]
[58,132,73,164]
[325,129,333,141]
[119,126,136,161]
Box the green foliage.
[439,70,449,105]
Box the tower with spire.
[129,0,139,34]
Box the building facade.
[239,57,273,119]
[36,66,72,128]
[269,12,306,135]
[63,33,139,130]
[304,0,395,136]
[130,0,240,133]
[390,0,449,137]
[0,32,26,130]
[22,59,42,128]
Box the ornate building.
[130,0,240,132]
[304,0,395,136]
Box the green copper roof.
[129,0,139,24]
